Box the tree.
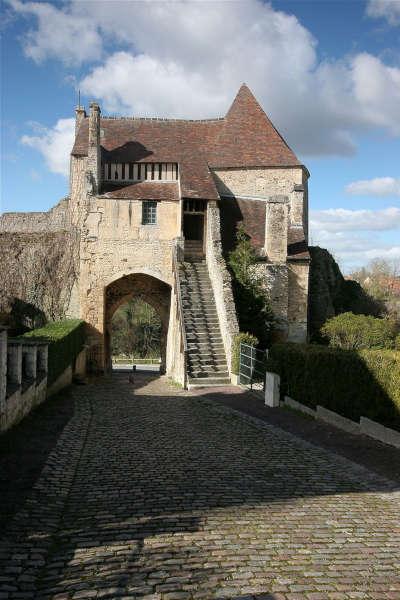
[349,258,400,322]
[228,226,274,348]
[111,298,161,358]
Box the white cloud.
[311,229,400,271]
[21,118,75,177]
[367,0,400,26]
[310,207,400,232]
[8,0,101,65]
[345,177,400,196]
[9,0,400,157]
[310,207,400,270]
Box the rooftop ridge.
[100,116,225,123]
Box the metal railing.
[239,342,268,393]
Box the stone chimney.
[264,195,288,263]
[75,105,86,136]
[87,101,101,194]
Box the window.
[142,200,157,225]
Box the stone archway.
[104,273,171,373]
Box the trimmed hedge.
[321,312,397,350]
[268,343,400,430]
[231,332,258,375]
[21,319,85,384]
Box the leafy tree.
[228,226,274,348]
[111,298,161,358]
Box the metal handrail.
[172,240,188,382]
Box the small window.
[142,200,157,225]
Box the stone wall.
[0,330,49,432]
[0,198,70,233]
[212,166,305,199]
[212,166,308,249]
[212,166,309,344]
[0,229,79,325]
[206,201,239,374]
[166,282,186,387]
[287,261,309,342]
[69,156,89,226]
[76,193,179,370]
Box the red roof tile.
[101,181,179,201]
[72,85,301,199]
[287,226,310,260]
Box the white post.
[265,372,280,407]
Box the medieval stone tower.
[1,85,310,388]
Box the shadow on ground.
[1,372,399,599]
[0,388,75,530]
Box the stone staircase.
[184,240,204,260]
[179,260,231,388]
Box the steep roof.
[209,84,300,167]
[102,181,179,201]
[72,84,301,198]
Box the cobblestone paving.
[1,373,400,600]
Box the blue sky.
[1,0,399,272]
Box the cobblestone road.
[1,374,400,600]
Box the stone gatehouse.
[0,84,309,388]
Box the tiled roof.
[72,85,301,199]
[287,226,310,260]
[101,182,179,201]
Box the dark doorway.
[183,214,204,241]
[183,199,206,259]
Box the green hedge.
[321,312,397,350]
[268,343,400,430]
[231,332,258,375]
[21,319,85,384]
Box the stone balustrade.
[0,328,48,433]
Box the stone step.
[187,347,225,355]
[184,320,220,327]
[181,298,213,305]
[179,258,230,388]
[187,350,226,357]
[181,286,212,293]
[186,333,223,340]
[187,376,231,388]
[181,283,211,290]
[182,288,211,293]
[183,309,217,316]
[188,364,228,373]
[188,358,227,367]
[183,315,219,331]
[183,312,219,319]
[187,340,224,347]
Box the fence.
[239,343,268,393]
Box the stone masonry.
[0,84,310,384]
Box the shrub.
[231,332,258,375]
[21,319,85,384]
[321,312,397,350]
[268,343,400,430]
